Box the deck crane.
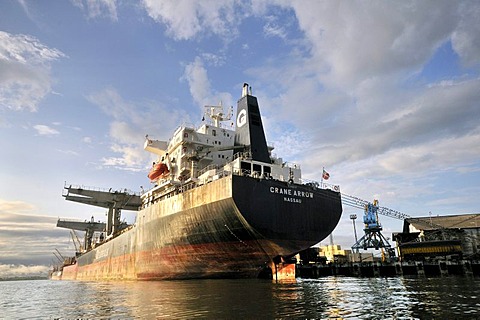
[52,251,63,264]
[69,230,83,253]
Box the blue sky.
[1,0,479,277]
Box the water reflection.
[400,277,480,319]
[1,277,479,319]
[293,278,416,319]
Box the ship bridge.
[63,183,142,237]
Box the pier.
[297,260,480,278]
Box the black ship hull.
[61,174,342,280]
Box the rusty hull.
[61,174,342,280]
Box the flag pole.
[321,166,324,188]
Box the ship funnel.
[242,83,249,97]
[234,84,270,163]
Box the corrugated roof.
[405,213,480,231]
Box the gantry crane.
[341,193,444,230]
[57,216,107,252]
[341,193,445,260]
[350,199,395,259]
[62,183,141,238]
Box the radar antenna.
[203,102,233,127]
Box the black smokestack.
[234,83,270,163]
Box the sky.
[1,0,479,278]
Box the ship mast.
[204,102,233,127]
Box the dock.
[297,260,480,278]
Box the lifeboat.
[148,163,169,181]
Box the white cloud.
[286,1,463,89]
[57,149,79,156]
[33,124,60,136]
[142,0,245,41]
[71,0,119,21]
[109,121,142,146]
[0,32,64,64]
[0,31,65,112]
[183,57,212,107]
[16,0,35,23]
[87,87,190,171]
[262,117,310,162]
[87,91,147,171]
[0,199,73,268]
[0,264,50,279]
[86,87,139,122]
[0,199,35,213]
[451,2,480,67]
[182,56,234,109]
[263,15,288,40]
[306,77,480,169]
[201,52,226,67]
[104,140,145,170]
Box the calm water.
[1,277,479,319]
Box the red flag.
[322,170,330,180]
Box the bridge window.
[263,166,271,175]
[253,164,261,175]
[241,161,251,175]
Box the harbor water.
[1,277,479,319]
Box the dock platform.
[297,260,480,278]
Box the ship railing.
[63,182,141,196]
[174,120,235,135]
[231,168,265,179]
[57,217,88,223]
[300,178,319,187]
[233,151,252,161]
[232,168,241,176]
[232,152,301,170]
[196,165,233,185]
[173,122,196,134]
[301,178,340,192]
[270,153,301,169]
[321,181,341,192]
[281,161,301,170]
[202,119,235,130]
[172,121,235,139]
[213,168,232,179]
[179,181,197,192]
[195,164,220,178]
[163,124,195,146]
[231,167,246,176]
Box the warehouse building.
[393,213,480,261]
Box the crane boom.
[69,230,83,253]
[341,193,444,230]
[52,251,63,263]
[342,193,411,219]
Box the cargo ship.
[56,84,342,280]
